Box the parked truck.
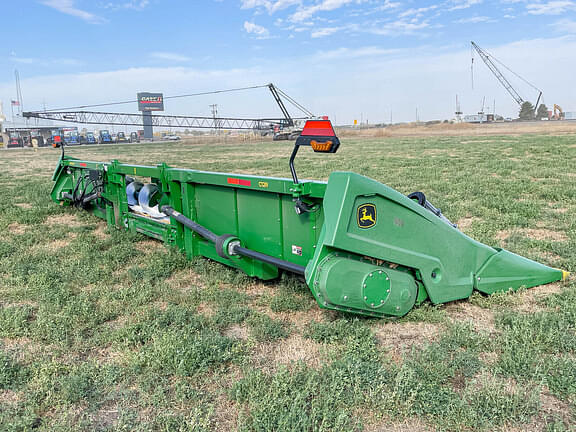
[98,130,112,144]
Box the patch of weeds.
[152,406,214,432]
[276,272,310,295]
[247,314,289,342]
[469,289,524,309]
[457,374,539,428]
[212,305,253,328]
[190,257,252,286]
[128,247,189,283]
[401,303,447,323]
[0,350,28,390]
[303,318,373,344]
[31,290,115,345]
[0,304,35,337]
[542,356,576,399]
[27,360,124,407]
[0,404,41,432]
[233,365,364,431]
[495,304,576,399]
[438,321,491,352]
[268,290,311,313]
[138,329,242,376]
[545,419,575,432]
[111,304,207,347]
[204,286,251,308]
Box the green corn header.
[49,120,568,317]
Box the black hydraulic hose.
[161,205,306,276]
[82,192,100,205]
[162,206,218,243]
[232,245,306,275]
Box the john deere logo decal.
[357,203,376,229]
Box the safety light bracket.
[289,119,339,215]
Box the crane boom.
[471,41,524,106]
[268,84,294,127]
[22,110,296,130]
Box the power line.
[43,84,270,112]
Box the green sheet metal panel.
[194,184,239,238]
[236,189,282,258]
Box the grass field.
[1,134,575,431]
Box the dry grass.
[496,228,568,243]
[251,334,325,372]
[7,223,26,234]
[445,301,496,332]
[338,120,576,138]
[372,322,442,363]
[43,214,87,228]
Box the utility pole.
[455,95,462,123]
[210,104,219,134]
[14,70,23,115]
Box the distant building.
[463,114,495,123]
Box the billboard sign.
[137,92,164,112]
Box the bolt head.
[364,296,367,300]
[343,295,348,301]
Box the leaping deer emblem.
[360,207,375,224]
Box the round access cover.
[362,270,391,309]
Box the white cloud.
[9,55,84,67]
[398,5,438,18]
[150,52,192,62]
[12,57,36,64]
[40,0,105,23]
[290,0,357,22]
[241,0,300,14]
[554,18,576,32]
[101,0,150,10]
[526,1,576,15]
[316,46,405,59]
[310,27,340,37]
[243,21,271,38]
[446,0,483,11]
[368,18,432,35]
[455,15,496,23]
[376,0,401,10]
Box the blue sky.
[1,0,576,124]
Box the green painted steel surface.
[50,155,565,317]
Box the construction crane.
[553,104,564,120]
[23,83,315,134]
[23,110,292,131]
[471,41,542,111]
[267,83,314,140]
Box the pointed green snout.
[475,248,567,295]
